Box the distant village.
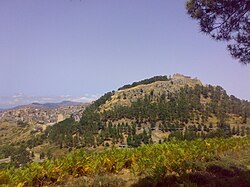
[0,103,89,164]
[0,103,88,126]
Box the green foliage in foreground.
[0,137,249,186]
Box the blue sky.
[0,0,249,108]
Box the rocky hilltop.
[101,74,202,112]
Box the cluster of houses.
[0,104,86,125]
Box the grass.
[0,121,32,145]
[0,137,249,186]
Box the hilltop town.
[0,101,89,148]
[0,102,89,125]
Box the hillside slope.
[101,74,202,111]
[97,74,249,125]
[42,74,250,151]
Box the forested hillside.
[40,74,250,151]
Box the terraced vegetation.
[0,137,249,186]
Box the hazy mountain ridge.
[7,100,83,111]
[0,94,98,110]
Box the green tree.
[10,145,31,167]
[186,0,250,64]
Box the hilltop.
[101,74,202,112]
[96,74,249,126]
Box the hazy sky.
[0,0,249,108]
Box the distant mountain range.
[0,94,98,110]
[6,101,84,111]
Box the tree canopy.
[186,0,250,64]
